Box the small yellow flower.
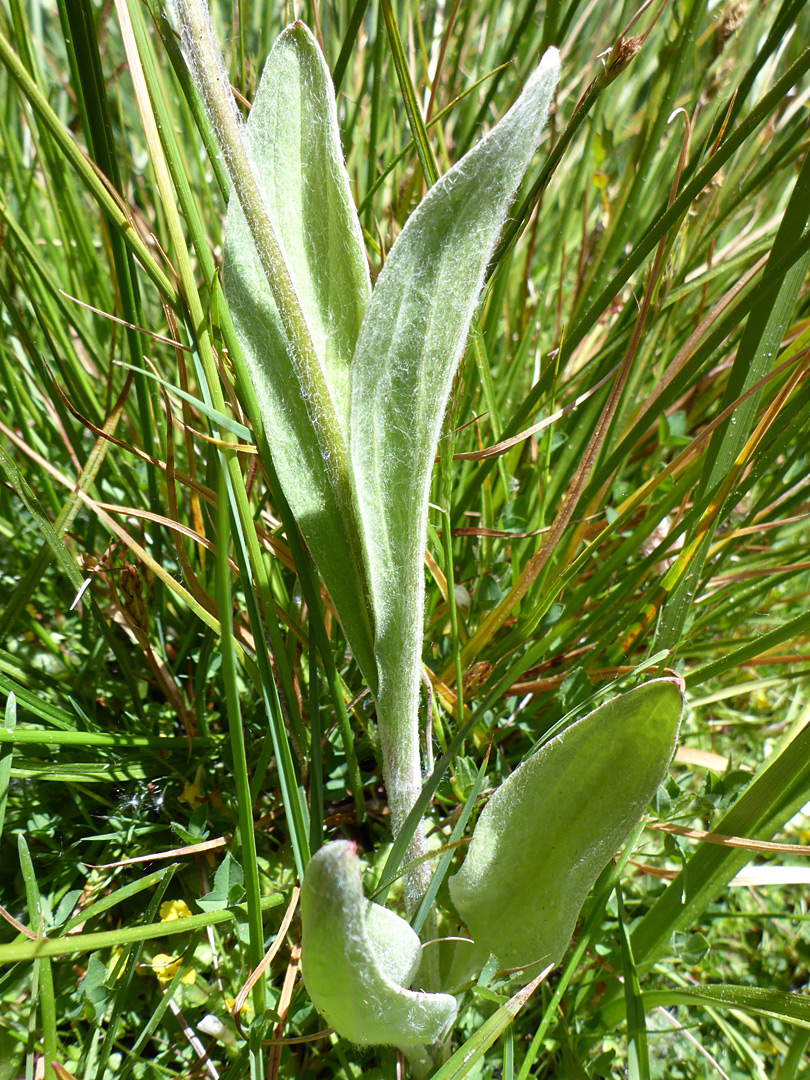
[160,899,192,922]
[180,765,206,808]
[225,996,254,1019]
[151,953,196,985]
[152,953,181,984]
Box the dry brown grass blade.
[0,418,227,640]
[85,836,228,869]
[266,942,301,1079]
[161,377,234,625]
[232,886,299,1040]
[48,367,219,505]
[52,1065,80,1080]
[618,254,770,448]
[450,361,619,461]
[446,336,809,692]
[164,304,207,543]
[0,902,37,939]
[648,822,810,857]
[660,354,810,595]
[425,0,463,125]
[53,371,293,570]
[91,500,237,569]
[59,289,190,350]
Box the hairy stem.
[377,694,430,913]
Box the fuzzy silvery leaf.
[348,49,560,856]
[448,679,684,974]
[364,898,422,987]
[300,841,457,1049]
[223,22,376,687]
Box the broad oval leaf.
[349,49,560,845]
[223,22,376,688]
[449,679,684,972]
[300,841,457,1048]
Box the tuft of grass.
[1,0,810,1076]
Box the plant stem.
[376,695,430,913]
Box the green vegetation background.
[1,0,810,1076]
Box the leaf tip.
[534,45,561,88]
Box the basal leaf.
[300,841,457,1049]
[364,898,422,988]
[223,22,376,687]
[448,679,684,973]
[348,48,560,857]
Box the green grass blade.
[617,886,650,1080]
[332,0,371,92]
[17,834,57,1080]
[0,893,285,963]
[600,984,810,1032]
[629,713,810,970]
[0,30,178,304]
[431,967,551,1080]
[378,0,438,186]
[216,462,266,1067]
[0,694,16,845]
[657,147,810,650]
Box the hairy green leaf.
[223,22,376,687]
[300,841,457,1048]
[449,679,684,973]
[349,48,560,871]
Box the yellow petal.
[159,899,192,922]
[152,953,181,984]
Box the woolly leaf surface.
[364,899,422,987]
[223,23,375,685]
[349,48,561,846]
[449,679,685,971]
[300,841,457,1048]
